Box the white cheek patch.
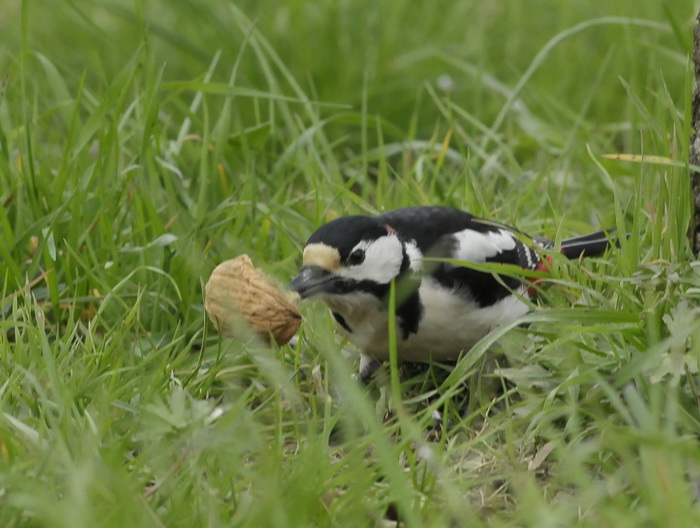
[338,235,404,284]
[453,228,516,263]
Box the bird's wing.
[431,227,541,306]
[378,207,545,306]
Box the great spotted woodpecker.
[289,206,616,381]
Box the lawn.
[1,0,700,526]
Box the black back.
[378,206,487,252]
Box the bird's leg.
[355,354,382,384]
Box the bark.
[690,12,700,255]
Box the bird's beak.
[288,266,336,299]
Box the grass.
[1,0,700,526]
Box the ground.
[0,1,699,527]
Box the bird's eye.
[347,249,365,266]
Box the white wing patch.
[453,228,516,263]
[405,240,423,271]
[337,235,404,283]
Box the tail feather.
[561,228,619,259]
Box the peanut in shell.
[204,255,301,346]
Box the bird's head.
[289,216,408,301]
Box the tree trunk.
[690,12,700,255]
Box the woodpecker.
[289,206,616,381]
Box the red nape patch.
[385,224,397,235]
[527,255,554,296]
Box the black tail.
[561,228,619,259]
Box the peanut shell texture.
[204,255,301,346]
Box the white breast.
[326,278,531,363]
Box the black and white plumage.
[289,206,615,378]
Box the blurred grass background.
[1,0,700,526]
